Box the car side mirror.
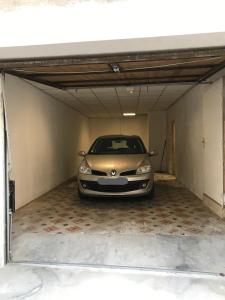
[78,150,86,157]
[149,150,157,156]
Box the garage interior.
[2,47,225,272]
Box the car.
[77,135,155,199]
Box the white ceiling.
[27,80,194,118]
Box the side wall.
[148,111,167,172]
[0,75,6,266]
[167,79,223,206]
[167,85,204,199]
[5,75,90,209]
[203,79,224,206]
[89,116,148,149]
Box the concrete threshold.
[11,233,225,275]
[11,260,225,280]
[1,261,225,299]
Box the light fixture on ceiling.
[123,112,136,117]
[111,64,120,73]
[126,86,135,94]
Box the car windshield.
[89,137,146,155]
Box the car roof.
[96,134,141,139]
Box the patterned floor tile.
[12,174,225,237]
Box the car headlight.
[79,160,92,175]
[136,164,151,174]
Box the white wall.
[5,75,90,209]
[203,79,224,205]
[167,85,204,199]
[1,33,225,61]
[1,1,225,48]
[148,111,167,172]
[89,116,148,149]
[0,75,6,266]
[167,79,223,204]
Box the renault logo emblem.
[111,169,117,176]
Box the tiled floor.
[12,174,225,237]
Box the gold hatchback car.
[78,135,155,199]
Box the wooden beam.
[18,64,213,78]
[1,47,225,69]
[6,70,64,90]
[198,58,225,83]
[48,74,200,85]
[61,77,198,88]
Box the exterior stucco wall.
[0,1,225,49]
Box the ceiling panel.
[26,79,197,118]
[74,94,95,99]
[140,96,158,101]
[92,87,117,94]
[149,85,166,92]
[98,97,118,103]
[78,97,99,103]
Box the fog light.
[141,183,147,188]
[82,183,87,189]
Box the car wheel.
[147,183,155,199]
[78,189,89,200]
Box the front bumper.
[78,173,154,197]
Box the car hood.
[85,154,150,173]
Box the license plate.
[98,177,128,185]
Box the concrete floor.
[1,264,225,300]
[11,174,225,273]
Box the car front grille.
[92,169,107,176]
[91,169,137,176]
[120,169,137,176]
[80,180,149,193]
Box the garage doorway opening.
[2,47,225,273]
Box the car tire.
[147,183,155,199]
[78,189,89,200]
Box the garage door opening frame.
[0,73,11,267]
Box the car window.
[112,140,127,149]
[89,137,146,154]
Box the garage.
[1,47,225,272]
